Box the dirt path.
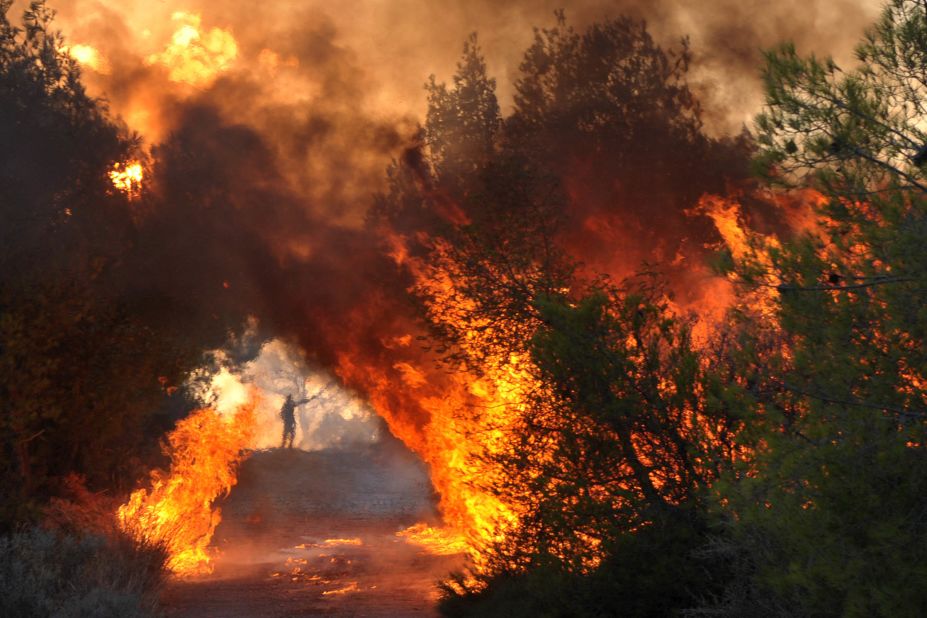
[161,444,465,617]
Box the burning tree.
[376,16,752,616]
[702,1,927,614]
[0,0,261,540]
[0,1,165,522]
[6,0,927,615]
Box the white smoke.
[190,337,381,451]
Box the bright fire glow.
[116,193,798,578]
[109,161,144,199]
[336,348,526,560]
[334,241,534,568]
[64,43,110,74]
[693,194,782,318]
[117,399,256,575]
[147,12,238,87]
[397,523,469,555]
[321,582,360,596]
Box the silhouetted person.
[280,394,308,449]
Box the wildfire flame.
[692,194,784,320]
[147,12,238,87]
[364,192,826,568]
[109,160,144,199]
[337,350,526,552]
[63,43,110,74]
[333,241,539,567]
[397,523,469,556]
[109,196,816,581]
[33,0,899,595]
[117,399,257,575]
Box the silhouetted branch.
[775,275,915,292]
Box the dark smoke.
[11,0,884,462]
[42,0,880,136]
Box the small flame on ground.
[321,582,361,596]
[322,538,363,546]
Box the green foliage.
[0,527,166,617]
[378,15,751,616]
[754,0,927,197]
[424,33,501,188]
[0,2,210,529]
[511,284,740,547]
[704,426,927,616]
[423,4,927,617]
[442,280,750,617]
[703,2,927,615]
[442,514,719,618]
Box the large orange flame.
[111,194,818,578]
[364,191,825,567]
[333,236,543,566]
[147,12,238,87]
[117,398,257,575]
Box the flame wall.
[11,0,878,553]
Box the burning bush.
[697,2,927,614]
[4,0,927,615]
[118,401,257,575]
[371,14,755,608]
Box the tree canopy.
[706,2,927,614]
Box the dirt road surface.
[161,441,466,617]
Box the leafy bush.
[0,527,166,617]
[440,513,722,618]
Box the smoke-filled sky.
[11,0,877,234]
[6,0,885,532]
[41,0,881,137]
[19,0,883,418]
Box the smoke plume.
[11,0,882,529]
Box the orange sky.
[25,0,882,139]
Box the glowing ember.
[117,399,257,575]
[321,582,360,596]
[109,161,144,199]
[322,538,363,546]
[148,12,238,87]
